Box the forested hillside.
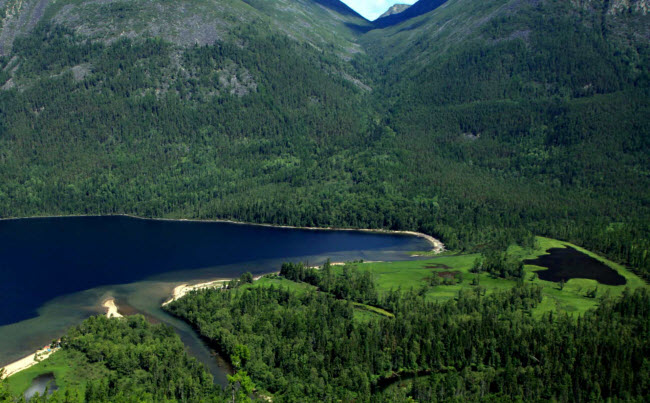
[362,0,650,277]
[0,0,648,280]
[165,269,650,401]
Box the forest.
[0,315,226,402]
[164,267,650,401]
[3,259,648,402]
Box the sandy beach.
[103,298,123,318]
[163,273,274,307]
[0,347,56,380]
[0,297,123,379]
[162,279,229,306]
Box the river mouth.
[524,246,626,285]
[0,215,432,385]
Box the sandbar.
[103,298,123,318]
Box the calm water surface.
[0,216,430,385]
[24,372,58,400]
[524,246,626,285]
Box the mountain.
[362,0,650,274]
[378,3,411,19]
[373,0,447,27]
[0,0,369,56]
[0,0,648,278]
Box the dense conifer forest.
[164,268,650,401]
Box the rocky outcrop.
[608,0,649,15]
[0,0,50,55]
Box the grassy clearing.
[352,302,394,318]
[353,308,385,323]
[340,237,646,316]
[6,349,108,397]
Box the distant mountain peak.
[379,3,411,19]
[373,0,448,27]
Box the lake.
[0,215,431,384]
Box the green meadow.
[341,237,646,317]
[6,349,107,397]
[246,236,646,319]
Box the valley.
[0,0,648,401]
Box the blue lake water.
[0,215,430,384]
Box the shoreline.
[162,273,268,306]
[0,347,57,380]
[0,215,443,380]
[1,297,123,380]
[162,279,230,306]
[0,213,445,253]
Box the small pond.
[24,372,58,400]
[524,246,626,285]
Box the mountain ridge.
[0,0,369,56]
[373,0,447,27]
[378,3,411,19]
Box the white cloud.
[341,0,418,21]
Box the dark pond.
[524,246,626,285]
[0,215,430,385]
[24,372,58,400]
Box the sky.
[341,0,418,21]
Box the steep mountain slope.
[360,0,650,275]
[0,0,379,225]
[0,0,369,56]
[366,0,649,74]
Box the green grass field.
[6,349,108,397]
[249,237,646,318]
[338,237,647,317]
[247,275,317,295]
